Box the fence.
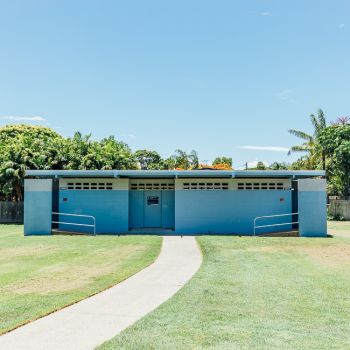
[328,198,350,220]
[0,202,24,223]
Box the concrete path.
[0,236,202,350]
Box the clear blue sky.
[0,0,349,168]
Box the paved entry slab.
[0,236,202,350]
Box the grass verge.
[99,222,350,350]
[0,225,161,334]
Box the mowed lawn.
[0,225,161,334]
[100,222,350,350]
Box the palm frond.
[310,114,320,135]
[288,129,313,141]
[290,145,309,152]
[317,109,326,129]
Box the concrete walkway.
[0,236,202,350]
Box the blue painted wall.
[298,179,327,237]
[58,190,128,234]
[175,190,292,234]
[24,179,52,235]
[299,191,327,237]
[129,191,144,229]
[162,191,175,228]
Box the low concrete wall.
[0,202,24,223]
[328,199,350,220]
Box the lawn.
[99,222,350,350]
[0,225,161,335]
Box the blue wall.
[161,191,175,228]
[129,191,143,229]
[58,190,128,234]
[24,179,52,235]
[299,191,327,237]
[175,190,292,234]
[298,179,327,237]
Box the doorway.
[144,191,162,227]
[129,180,175,230]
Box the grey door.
[144,191,162,227]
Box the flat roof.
[25,169,326,179]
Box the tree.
[0,125,63,201]
[134,150,163,170]
[213,157,232,168]
[331,116,350,126]
[319,124,350,197]
[269,162,289,170]
[61,133,137,170]
[256,161,267,170]
[99,136,137,170]
[288,109,327,170]
[0,125,139,200]
[171,149,199,170]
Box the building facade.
[24,170,327,237]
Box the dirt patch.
[246,246,278,253]
[0,245,56,260]
[300,245,350,268]
[5,244,148,295]
[328,229,350,239]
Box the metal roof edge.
[25,169,326,179]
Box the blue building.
[24,170,327,237]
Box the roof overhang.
[25,169,326,179]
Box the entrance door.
[144,191,162,227]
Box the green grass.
[99,222,350,350]
[0,225,161,334]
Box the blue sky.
[0,0,349,168]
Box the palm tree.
[288,109,327,170]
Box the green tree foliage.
[256,161,267,170]
[0,125,63,201]
[269,162,289,170]
[0,125,137,201]
[212,157,232,168]
[61,133,137,170]
[171,149,199,170]
[288,109,327,170]
[134,150,164,170]
[319,125,350,197]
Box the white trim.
[298,179,326,192]
[24,179,52,192]
[129,179,175,191]
[175,178,291,191]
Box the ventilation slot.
[130,183,174,190]
[64,182,114,190]
[182,182,229,190]
[237,182,286,190]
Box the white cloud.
[274,89,296,103]
[237,145,290,152]
[338,23,345,29]
[260,11,271,16]
[127,134,136,139]
[1,115,46,122]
